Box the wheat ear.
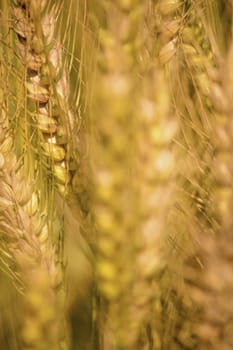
[12,0,79,197]
[158,0,220,243]
[111,4,180,346]
[0,46,66,348]
[0,120,65,349]
[92,0,147,348]
[136,68,178,349]
[154,2,229,348]
[179,42,233,348]
[163,3,233,348]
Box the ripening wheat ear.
[91,1,148,348]
[10,2,96,349]
[171,2,217,225]
[0,106,65,349]
[159,3,233,349]
[156,0,220,233]
[114,4,180,346]
[135,67,179,349]
[156,1,215,204]
[91,1,180,348]
[178,41,233,349]
[12,0,79,197]
[210,50,233,228]
[154,1,232,348]
[11,0,95,258]
[157,0,217,122]
[0,5,67,347]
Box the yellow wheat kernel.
[0,136,13,153]
[161,19,181,42]
[23,192,39,217]
[37,115,57,133]
[0,152,5,168]
[158,0,181,16]
[53,164,69,184]
[149,120,177,146]
[152,150,175,181]
[214,187,232,219]
[41,142,65,162]
[116,0,140,11]
[97,259,117,281]
[159,39,177,65]
[25,81,49,103]
[38,225,49,244]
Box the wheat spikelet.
[155,0,184,65]
[156,0,217,128]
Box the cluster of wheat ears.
[0,0,233,349]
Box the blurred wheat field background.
[0,1,233,349]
